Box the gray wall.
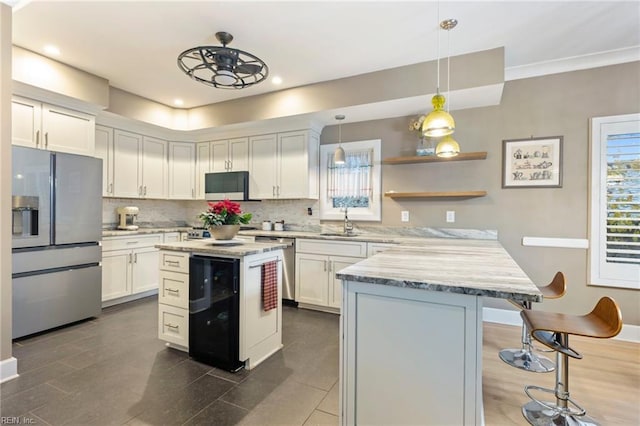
[322,61,640,325]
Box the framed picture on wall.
[502,136,563,188]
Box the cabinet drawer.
[158,304,189,348]
[297,239,367,258]
[159,271,189,309]
[367,243,398,257]
[159,250,189,273]
[102,234,163,251]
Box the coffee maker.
[117,206,139,230]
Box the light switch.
[401,211,409,222]
[446,211,455,223]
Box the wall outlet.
[401,211,410,222]
[446,211,455,223]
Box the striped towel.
[261,260,278,312]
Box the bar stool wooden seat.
[520,296,623,426]
[499,272,566,373]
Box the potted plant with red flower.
[199,199,252,240]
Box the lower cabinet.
[295,239,367,312]
[158,250,190,349]
[101,233,163,305]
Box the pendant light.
[333,114,346,165]
[436,18,460,158]
[422,9,456,138]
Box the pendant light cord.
[436,1,441,93]
[447,25,451,112]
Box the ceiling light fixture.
[272,76,282,85]
[435,18,460,158]
[333,114,346,165]
[43,44,60,56]
[177,31,268,89]
[422,9,456,138]
[173,99,184,106]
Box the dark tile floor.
[0,297,340,425]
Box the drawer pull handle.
[165,323,179,330]
[126,241,139,244]
[166,288,179,294]
[165,260,180,266]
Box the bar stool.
[499,272,566,373]
[520,296,623,426]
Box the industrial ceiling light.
[177,31,268,89]
[422,17,457,138]
[333,115,346,165]
[436,18,460,158]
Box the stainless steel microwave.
[205,171,250,201]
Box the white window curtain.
[590,113,640,289]
[327,149,373,200]
[319,139,381,221]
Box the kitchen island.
[155,239,287,370]
[335,238,541,426]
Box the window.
[319,139,381,221]
[589,113,640,289]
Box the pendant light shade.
[333,114,346,165]
[435,135,460,158]
[422,94,455,138]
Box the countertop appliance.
[12,146,102,339]
[205,171,250,201]
[189,255,243,371]
[255,236,296,305]
[116,206,139,230]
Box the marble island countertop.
[102,226,192,237]
[336,238,542,303]
[155,239,288,257]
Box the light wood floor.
[482,322,640,425]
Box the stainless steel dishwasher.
[255,236,297,306]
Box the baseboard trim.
[482,307,639,343]
[0,357,19,383]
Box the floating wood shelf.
[384,191,487,199]
[382,151,487,165]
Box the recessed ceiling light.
[43,44,60,56]
[173,99,184,106]
[272,76,282,85]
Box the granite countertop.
[335,238,542,303]
[238,229,402,243]
[102,227,192,237]
[155,239,288,257]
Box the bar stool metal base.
[499,348,555,373]
[522,400,599,426]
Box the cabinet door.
[41,104,95,155]
[328,256,363,309]
[132,247,159,293]
[168,142,195,199]
[249,134,278,199]
[95,125,114,196]
[278,131,310,198]
[11,97,41,148]
[101,249,131,301]
[228,137,249,171]
[210,140,229,172]
[295,253,329,306]
[113,130,143,198]
[142,136,168,198]
[195,142,210,199]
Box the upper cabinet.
[142,136,168,199]
[12,96,95,156]
[249,130,319,200]
[195,138,249,199]
[95,125,114,196]
[168,142,195,199]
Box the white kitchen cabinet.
[295,238,367,312]
[249,130,319,200]
[211,137,248,172]
[111,129,168,198]
[95,125,114,196]
[101,234,163,306]
[12,96,95,156]
[168,142,195,199]
[195,142,210,199]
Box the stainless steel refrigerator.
[12,146,102,339]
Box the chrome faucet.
[343,207,354,235]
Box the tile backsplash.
[102,198,320,229]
